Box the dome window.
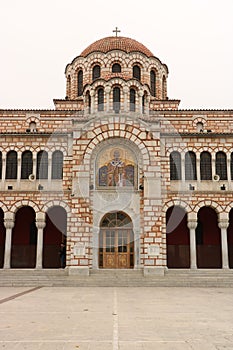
[133,65,141,81]
[77,70,83,96]
[130,89,136,112]
[112,63,121,73]
[150,70,156,97]
[113,87,121,113]
[93,65,101,81]
[98,88,104,111]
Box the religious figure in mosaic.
[98,148,135,187]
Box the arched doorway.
[11,206,37,268]
[99,211,134,269]
[227,208,233,268]
[43,206,67,268]
[196,207,221,268]
[0,209,6,268]
[166,206,190,268]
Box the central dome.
[80,36,154,57]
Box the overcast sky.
[0,0,232,110]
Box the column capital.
[218,220,229,230]
[187,220,198,230]
[36,219,46,230]
[4,219,14,230]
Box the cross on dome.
[113,27,121,37]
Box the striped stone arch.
[91,79,109,90]
[84,132,150,170]
[183,147,199,153]
[163,199,192,215]
[34,146,50,153]
[193,200,223,215]
[50,147,67,156]
[166,148,183,157]
[25,115,40,126]
[223,203,233,215]
[10,200,40,214]
[4,146,20,153]
[199,147,215,156]
[42,200,71,216]
[18,146,35,152]
[125,53,149,67]
[192,117,207,129]
[106,53,130,66]
[84,54,105,68]
[0,201,9,214]
[213,147,229,153]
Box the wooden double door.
[99,228,134,269]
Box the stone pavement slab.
[0,287,233,349]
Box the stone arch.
[166,205,190,268]
[163,199,192,214]
[224,203,233,216]
[50,146,67,156]
[84,133,150,170]
[43,204,68,268]
[10,200,40,214]
[0,202,9,214]
[42,200,71,215]
[92,208,140,269]
[194,200,223,216]
[196,205,222,268]
[11,205,38,268]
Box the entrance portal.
[99,212,134,269]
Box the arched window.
[216,151,227,180]
[142,93,147,114]
[133,65,141,81]
[86,91,91,114]
[130,88,136,112]
[0,152,2,179]
[162,75,166,99]
[36,151,48,179]
[200,151,212,180]
[77,70,83,96]
[93,65,101,80]
[98,88,104,111]
[150,70,156,97]
[113,87,120,113]
[29,121,36,132]
[170,151,181,180]
[185,151,197,180]
[112,63,121,73]
[52,151,63,179]
[66,75,71,98]
[231,153,233,180]
[196,122,204,132]
[6,151,17,179]
[21,151,33,179]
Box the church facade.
[0,34,233,274]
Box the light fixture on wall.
[220,184,226,190]
[189,184,195,191]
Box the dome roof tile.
[80,36,154,57]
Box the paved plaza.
[0,286,233,349]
